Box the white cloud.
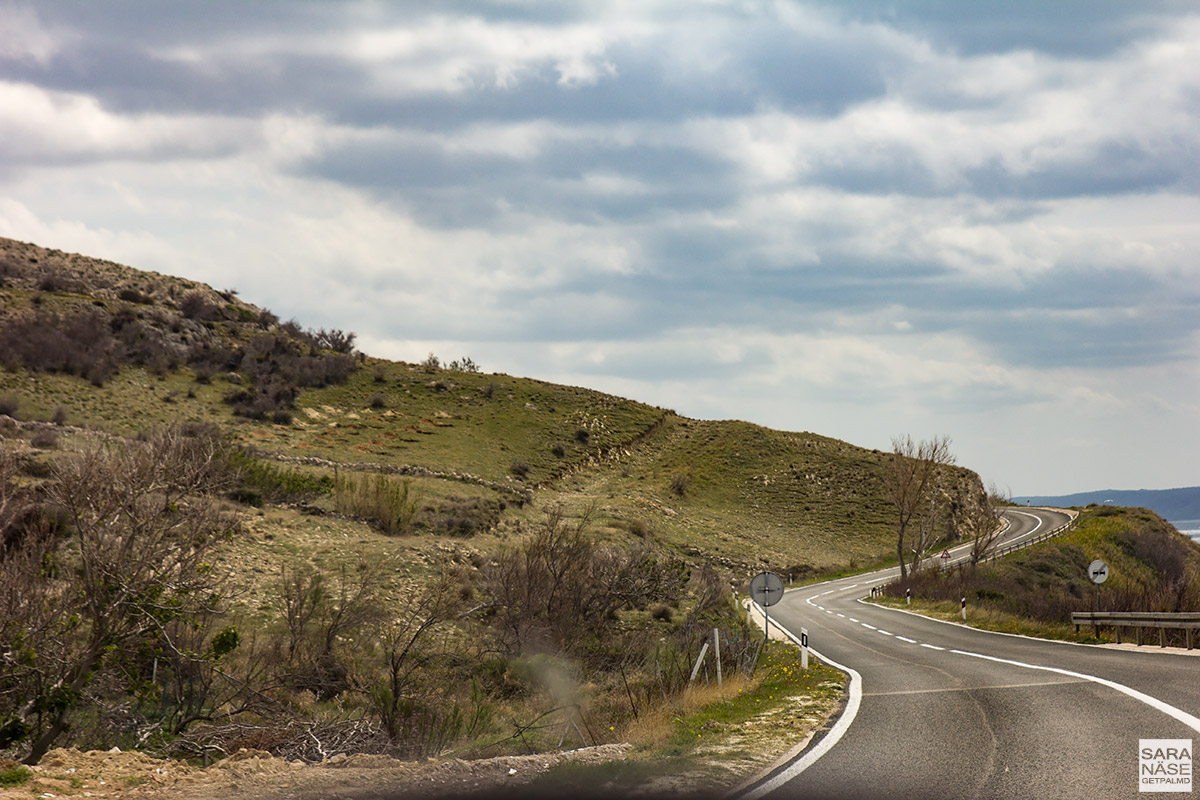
[0,4,65,65]
[0,81,255,163]
[0,2,1196,495]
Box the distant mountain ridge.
[1012,487,1200,522]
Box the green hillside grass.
[0,235,984,769]
[873,506,1200,643]
[0,234,929,574]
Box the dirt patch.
[1,745,635,800]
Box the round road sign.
[749,571,785,607]
[1088,559,1109,584]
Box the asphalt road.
[740,508,1200,800]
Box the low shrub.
[118,288,154,304]
[180,291,214,320]
[228,450,332,505]
[333,471,420,536]
[30,429,58,450]
[421,495,504,537]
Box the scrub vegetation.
[0,236,981,784]
[875,506,1200,644]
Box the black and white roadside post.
[1088,559,1109,636]
[800,627,809,670]
[906,587,911,605]
[961,596,966,620]
[749,571,785,642]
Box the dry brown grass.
[621,675,752,747]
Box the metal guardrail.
[1071,611,1200,650]
[936,511,1076,573]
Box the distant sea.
[1175,520,1200,543]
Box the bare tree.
[276,560,386,699]
[476,505,688,657]
[887,435,955,581]
[367,571,466,748]
[0,451,70,752]
[0,427,237,764]
[964,483,1006,566]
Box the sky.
[0,1,1197,497]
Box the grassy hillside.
[0,234,962,575]
[0,236,986,768]
[877,506,1200,643]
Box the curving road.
[739,508,1199,800]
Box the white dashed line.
[921,643,946,651]
[878,630,894,636]
[862,623,877,630]
[849,618,859,623]
[897,636,917,644]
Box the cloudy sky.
[1,1,1197,496]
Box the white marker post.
[714,628,722,686]
[961,596,967,619]
[801,627,809,670]
[906,588,911,605]
[689,641,709,684]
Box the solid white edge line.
[856,596,1196,656]
[949,649,1200,733]
[729,510,1074,798]
[735,602,863,800]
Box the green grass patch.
[0,762,33,787]
[669,645,843,748]
[870,595,1107,643]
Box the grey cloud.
[541,247,1198,372]
[299,132,737,228]
[732,25,897,115]
[815,0,1184,57]
[4,1,1197,384]
[962,143,1196,199]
